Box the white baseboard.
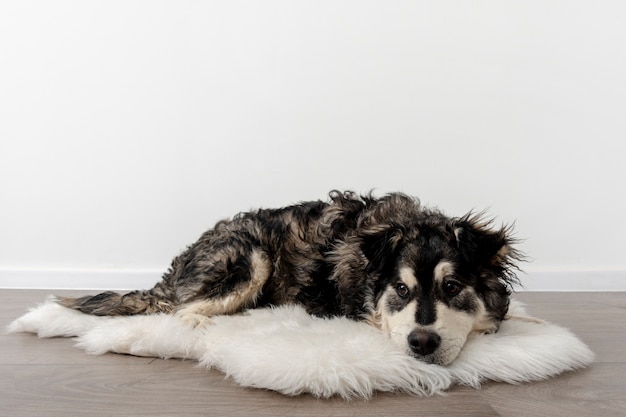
[516,269,626,291]
[0,268,162,290]
[0,267,625,291]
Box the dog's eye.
[443,280,463,297]
[395,284,410,298]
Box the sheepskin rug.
[8,299,594,399]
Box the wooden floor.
[2,290,625,417]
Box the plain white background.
[1,1,625,290]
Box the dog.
[58,191,521,366]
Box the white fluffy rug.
[8,299,593,399]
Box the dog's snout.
[408,330,441,356]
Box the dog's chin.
[408,348,462,366]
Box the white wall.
[1,1,625,290]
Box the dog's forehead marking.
[399,267,418,288]
[434,261,455,282]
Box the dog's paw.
[177,312,215,329]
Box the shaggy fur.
[7,299,594,399]
[56,191,522,365]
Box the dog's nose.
[407,330,441,356]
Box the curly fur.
[57,191,523,364]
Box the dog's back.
[58,191,407,320]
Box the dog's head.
[363,212,520,365]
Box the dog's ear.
[453,217,513,268]
[453,215,521,320]
[360,226,404,275]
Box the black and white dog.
[59,191,521,365]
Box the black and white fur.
[59,191,521,365]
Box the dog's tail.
[57,243,194,316]
[56,284,175,316]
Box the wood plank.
[1,363,499,417]
[2,290,625,417]
[479,363,626,417]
